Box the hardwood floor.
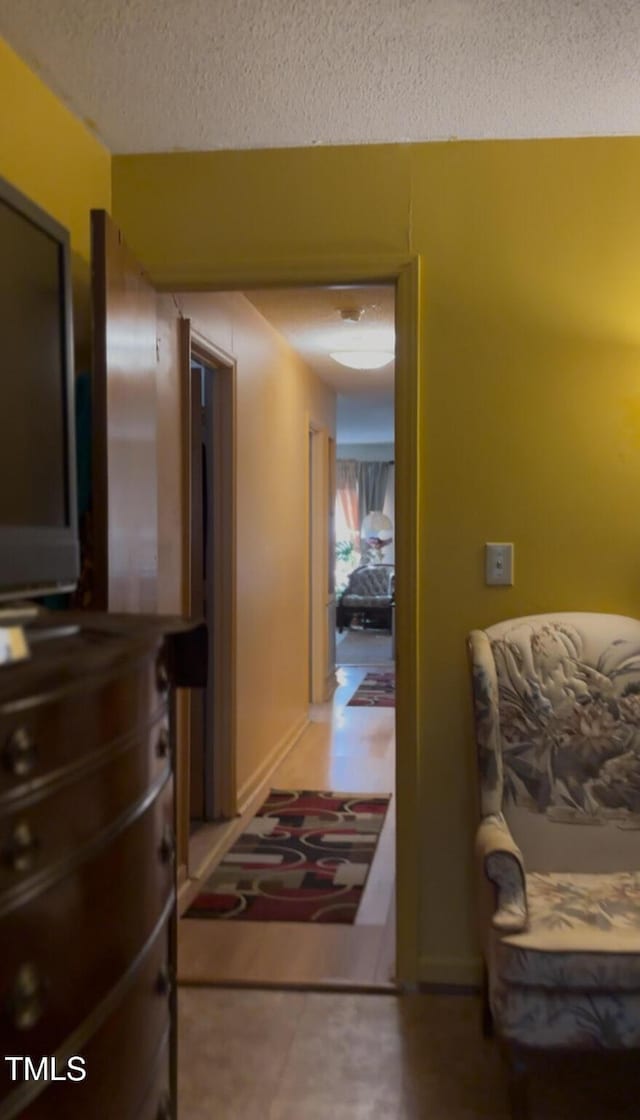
[178,665,396,989]
[336,626,393,665]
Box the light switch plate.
[485,542,514,586]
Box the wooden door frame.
[187,359,206,819]
[179,318,237,828]
[307,421,331,704]
[161,254,421,986]
[327,434,337,697]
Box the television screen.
[0,202,68,527]
[0,177,79,599]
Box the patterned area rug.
[184,789,391,924]
[347,670,395,707]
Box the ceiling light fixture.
[330,350,394,370]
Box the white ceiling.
[248,286,395,394]
[2,1,640,153]
[248,285,395,444]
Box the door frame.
[162,253,421,986]
[179,318,237,827]
[307,421,333,704]
[186,357,206,820]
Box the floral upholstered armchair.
[468,613,640,1118]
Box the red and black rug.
[184,789,391,924]
[347,670,395,707]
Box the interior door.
[181,321,237,835]
[91,211,158,612]
[188,361,206,821]
[91,212,176,1120]
[188,357,217,824]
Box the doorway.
[181,322,237,862]
[91,217,421,985]
[188,354,217,824]
[177,282,399,988]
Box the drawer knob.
[156,964,172,997]
[159,825,176,865]
[156,727,170,759]
[157,1092,172,1120]
[3,727,37,777]
[4,820,40,873]
[6,963,48,1031]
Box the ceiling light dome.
[330,350,394,370]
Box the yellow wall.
[0,36,111,359]
[157,291,336,806]
[5,30,640,979]
[113,139,640,982]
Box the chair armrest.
[476,814,528,934]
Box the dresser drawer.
[0,776,175,1080]
[136,1036,172,1120]
[0,653,167,803]
[0,715,170,896]
[0,919,172,1120]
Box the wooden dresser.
[0,613,193,1120]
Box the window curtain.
[336,459,360,546]
[382,464,395,563]
[357,461,390,529]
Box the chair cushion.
[492,986,640,1048]
[494,871,640,991]
[341,594,391,609]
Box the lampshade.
[362,511,393,536]
[361,511,393,563]
[330,350,394,370]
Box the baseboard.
[178,802,267,915]
[418,954,483,989]
[178,977,399,994]
[236,712,309,816]
[324,670,338,700]
[178,713,310,917]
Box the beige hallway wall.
[156,291,336,809]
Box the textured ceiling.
[247,285,394,443]
[2,0,640,153]
[248,286,395,393]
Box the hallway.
[178,665,396,988]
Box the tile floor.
[178,987,639,1119]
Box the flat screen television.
[0,176,79,602]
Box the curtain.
[336,459,360,545]
[382,465,395,563]
[357,461,390,529]
[336,458,393,571]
